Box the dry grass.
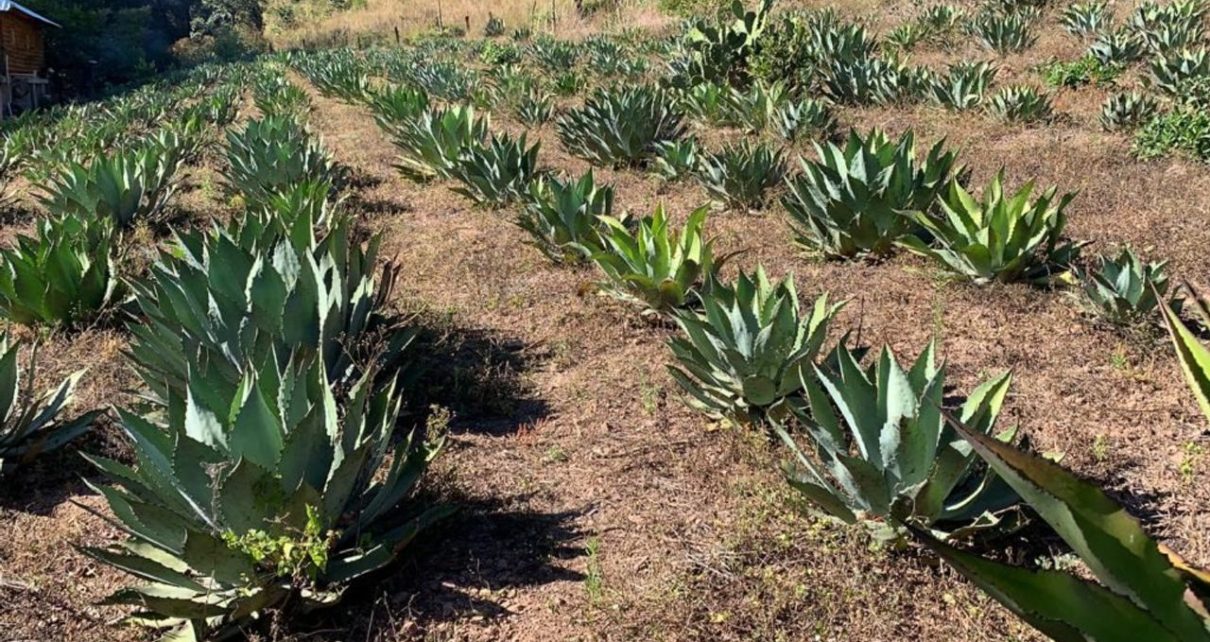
[270,0,673,48]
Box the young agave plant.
[0,215,122,328]
[928,60,997,110]
[973,11,1038,54]
[225,116,337,207]
[449,132,542,207]
[1089,29,1146,66]
[1100,91,1159,131]
[0,334,98,474]
[514,89,555,128]
[821,56,923,105]
[388,105,490,182]
[368,84,431,137]
[775,341,1021,543]
[591,205,720,316]
[84,354,451,642]
[667,267,842,426]
[781,129,960,259]
[694,141,787,211]
[518,170,614,265]
[772,98,835,142]
[901,171,1081,284]
[911,410,1210,642]
[38,141,185,228]
[556,85,686,167]
[1078,246,1172,326]
[652,138,701,182]
[988,85,1053,124]
[723,80,791,133]
[678,81,736,125]
[1148,47,1210,96]
[1060,1,1111,37]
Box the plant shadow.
[0,418,126,515]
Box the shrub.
[518,170,615,265]
[0,333,99,474]
[592,205,721,316]
[1133,106,1210,160]
[776,340,1021,542]
[781,129,959,259]
[1039,55,1122,87]
[694,141,787,210]
[901,172,1080,284]
[0,215,122,328]
[667,266,841,426]
[556,85,686,167]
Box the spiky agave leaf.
[1160,283,1210,423]
[449,132,542,207]
[911,410,1210,642]
[224,116,338,208]
[517,170,614,265]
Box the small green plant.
[1133,106,1210,160]
[1039,55,1122,87]
[772,98,835,141]
[1101,91,1159,131]
[781,129,960,259]
[556,85,686,168]
[517,170,614,265]
[901,171,1080,284]
[584,536,604,604]
[653,138,701,182]
[929,60,997,110]
[1089,29,1146,66]
[0,215,122,328]
[449,132,542,207]
[694,141,787,211]
[591,205,721,317]
[667,266,841,426]
[973,10,1038,54]
[514,90,555,128]
[988,85,1054,123]
[0,333,98,474]
[1077,246,1173,326]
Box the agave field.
[4,0,1210,640]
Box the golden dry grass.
[270,0,673,48]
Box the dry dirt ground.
[4,2,1210,641]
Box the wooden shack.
[0,1,57,117]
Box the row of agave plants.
[0,64,449,641]
[293,16,1210,640]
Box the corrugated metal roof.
[0,1,59,28]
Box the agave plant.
[988,85,1053,123]
[368,84,431,137]
[1089,29,1147,65]
[84,353,450,642]
[678,82,735,125]
[38,141,185,228]
[1130,0,1207,54]
[514,90,555,128]
[775,340,1020,542]
[821,56,924,105]
[911,410,1210,642]
[517,170,614,265]
[530,37,580,70]
[225,116,338,206]
[387,105,490,182]
[694,141,787,211]
[127,207,407,423]
[0,215,122,328]
[723,81,790,133]
[928,61,997,110]
[973,11,1038,54]
[556,85,686,168]
[1148,47,1210,95]
[449,132,542,207]
[782,129,960,259]
[0,334,98,474]
[1100,91,1159,130]
[591,205,720,316]
[667,267,841,426]
[652,138,702,182]
[772,98,835,142]
[901,172,1081,284]
[1060,1,1110,37]
[485,13,506,37]
[1078,246,1172,326]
